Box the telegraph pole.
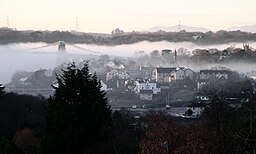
[178,20,181,32]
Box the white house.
[100,80,108,92]
[135,80,161,94]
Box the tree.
[141,112,180,154]
[0,84,4,95]
[42,63,113,154]
[13,128,40,154]
[150,50,160,58]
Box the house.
[125,70,142,79]
[139,90,153,101]
[105,78,125,91]
[106,69,129,81]
[199,70,229,80]
[135,80,161,94]
[125,67,155,80]
[169,68,194,81]
[100,80,108,91]
[186,102,206,117]
[197,69,230,90]
[153,67,194,83]
[19,77,32,86]
[152,67,176,83]
[197,79,208,90]
[161,49,172,57]
[44,69,53,77]
[140,66,155,79]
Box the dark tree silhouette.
[42,63,112,154]
[0,84,4,95]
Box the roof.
[137,79,156,83]
[156,67,176,74]
[140,90,153,94]
[140,67,155,71]
[200,70,229,74]
[217,76,228,81]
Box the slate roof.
[140,90,153,94]
[156,68,176,74]
[200,70,229,74]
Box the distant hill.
[227,25,256,33]
[148,25,211,33]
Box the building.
[197,69,230,90]
[139,90,153,101]
[100,80,108,91]
[186,102,206,117]
[106,69,129,81]
[135,80,161,94]
[153,67,194,83]
[140,66,155,79]
[152,67,176,83]
[125,70,142,79]
[169,68,194,81]
[199,70,229,80]
[126,67,155,80]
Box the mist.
[1,41,256,84]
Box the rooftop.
[140,90,153,94]
[156,67,176,74]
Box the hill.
[149,25,211,33]
[227,25,256,33]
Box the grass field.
[171,89,196,102]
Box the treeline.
[1,27,256,45]
[0,88,47,153]
[1,90,256,154]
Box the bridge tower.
[57,41,68,66]
[58,41,66,53]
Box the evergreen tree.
[42,63,112,154]
[0,84,5,95]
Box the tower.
[178,20,181,32]
[58,41,66,52]
[57,41,68,66]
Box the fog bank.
[1,41,256,84]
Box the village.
[5,45,256,119]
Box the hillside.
[149,25,211,33]
[227,25,256,33]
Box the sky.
[0,0,255,33]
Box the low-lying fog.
[1,41,256,84]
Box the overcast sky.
[0,0,255,33]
